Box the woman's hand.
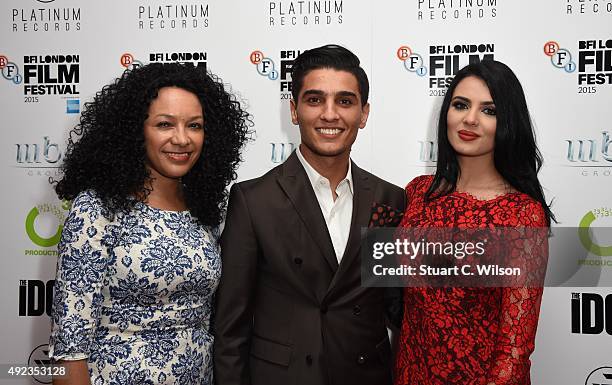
[53,360,91,385]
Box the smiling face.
[290,68,370,163]
[143,86,204,184]
[446,76,497,160]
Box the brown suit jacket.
[214,152,406,385]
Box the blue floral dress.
[49,190,221,384]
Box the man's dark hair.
[291,44,369,106]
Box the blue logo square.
[66,99,80,114]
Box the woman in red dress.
[394,60,554,385]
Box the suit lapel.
[276,152,339,273]
[326,163,374,295]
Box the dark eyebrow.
[451,95,494,105]
[301,89,325,98]
[152,114,204,120]
[301,89,359,99]
[153,114,176,119]
[336,91,358,99]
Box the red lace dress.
[394,175,546,385]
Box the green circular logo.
[25,207,62,248]
[578,211,612,257]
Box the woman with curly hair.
[49,62,251,385]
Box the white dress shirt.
[296,147,353,263]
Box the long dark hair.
[54,62,252,227]
[425,60,555,225]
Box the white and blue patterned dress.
[49,190,221,385]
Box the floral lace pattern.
[394,175,546,385]
[49,190,220,384]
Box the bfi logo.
[566,131,612,163]
[19,280,54,317]
[271,142,295,163]
[120,53,143,70]
[279,50,301,92]
[397,46,428,77]
[0,55,23,84]
[23,55,79,84]
[571,292,612,335]
[544,41,577,73]
[15,136,62,164]
[250,50,279,81]
[428,44,494,89]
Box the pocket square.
[369,202,404,228]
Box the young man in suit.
[214,44,406,385]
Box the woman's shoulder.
[503,192,547,227]
[399,175,434,207]
[70,190,102,210]
[405,174,434,194]
[68,190,113,222]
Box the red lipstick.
[458,130,479,141]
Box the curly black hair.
[54,62,252,227]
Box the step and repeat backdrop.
[1,0,611,383]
